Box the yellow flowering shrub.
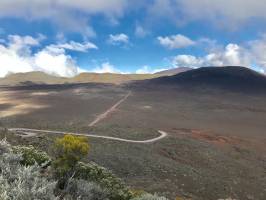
[53,134,89,175]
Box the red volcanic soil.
[189,129,241,146]
[170,127,244,147]
[171,128,266,154]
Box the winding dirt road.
[8,128,168,143]
[8,91,168,143]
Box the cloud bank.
[1,33,266,77]
[171,36,266,73]
[0,0,128,37]
[0,35,97,77]
[178,0,266,27]
[0,0,266,36]
[92,62,121,73]
[172,44,249,68]
[147,0,266,29]
[136,65,168,74]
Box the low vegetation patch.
[0,135,168,200]
[13,145,51,166]
[75,161,132,200]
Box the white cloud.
[108,33,129,45]
[0,1,266,34]
[0,44,34,77]
[0,34,92,77]
[34,48,79,77]
[0,0,128,37]
[145,0,266,30]
[55,17,96,38]
[158,34,195,49]
[147,0,177,23]
[162,34,266,72]
[136,66,151,74]
[248,35,266,69]
[172,43,252,68]
[7,35,42,49]
[4,34,46,60]
[92,62,121,73]
[48,41,98,52]
[178,0,266,28]
[0,0,127,18]
[172,55,202,68]
[136,65,168,74]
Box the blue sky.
[0,0,266,77]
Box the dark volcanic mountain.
[155,67,192,76]
[145,66,266,92]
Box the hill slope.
[145,66,266,92]
[0,72,161,86]
[0,72,67,86]
[70,73,160,84]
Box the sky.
[1,0,266,77]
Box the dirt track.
[7,90,168,143]
[8,128,168,143]
[89,91,131,126]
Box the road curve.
[8,128,168,144]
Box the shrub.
[131,193,168,200]
[0,139,167,200]
[131,190,147,198]
[13,145,51,167]
[53,134,89,176]
[64,179,109,200]
[0,139,57,200]
[75,161,133,200]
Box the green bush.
[64,179,109,200]
[13,145,51,166]
[0,139,168,200]
[75,161,133,200]
[131,193,168,200]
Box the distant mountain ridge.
[145,66,266,92]
[155,67,192,75]
[1,67,266,93]
[0,71,160,86]
[72,73,160,84]
[0,71,67,85]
